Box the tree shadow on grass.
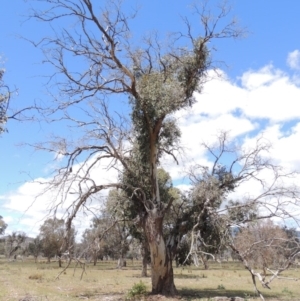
[175,274,206,279]
[179,287,280,300]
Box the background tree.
[39,218,75,267]
[174,236,192,267]
[92,197,131,268]
[0,215,7,235]
[5,231,27,259]
[282,226,300,259]
[81,216,116,265]
[234,220,289,277]
[181,173,228,270]
[28,235,43,263]
[81,226,103,265]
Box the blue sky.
[1,0,300,237]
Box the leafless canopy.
[184,132,300,300]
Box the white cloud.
[237,65,300,122]
[3,216,13,224]
[168,64,300,194]
[178,66,300,124]
[287,50,300,71]
[246,122,300,171]
[1,156,119,238]
[240,65,285,90]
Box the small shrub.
[282,287,293,296]
[126,281,147,300]
[29,273,43,280]
[217,284,225,290]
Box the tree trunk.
[141,239,149,277]
[116,256,124,269]
[93,252,97,266]
[92,238,100,266]
[144,209,177,295]
[200,253,209,270]
[262,266,267,278]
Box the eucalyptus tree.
[81,223,104,265]
[27,0,247,294]
[28,236,43,262]
[39,218,75,267]
[83,213,130,266]
[112,167,178,276]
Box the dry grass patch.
[28,273,43,280]
[0,259,299,300]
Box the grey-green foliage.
[134,39,209,114]
[28,236,43,260]
[39,218,65,260]
[88,214,130,260]
[109,168,177,264]
[169,164,238,261]
[131,40,208,164]
[226,200,257,223]
[120,166,175,217]
[39,218,75,261]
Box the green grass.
[0,258,299,300]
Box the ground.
[0,258,299,300]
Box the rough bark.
[144,209,177,295]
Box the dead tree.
[184,132,300,300]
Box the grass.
[0,258,299,300]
